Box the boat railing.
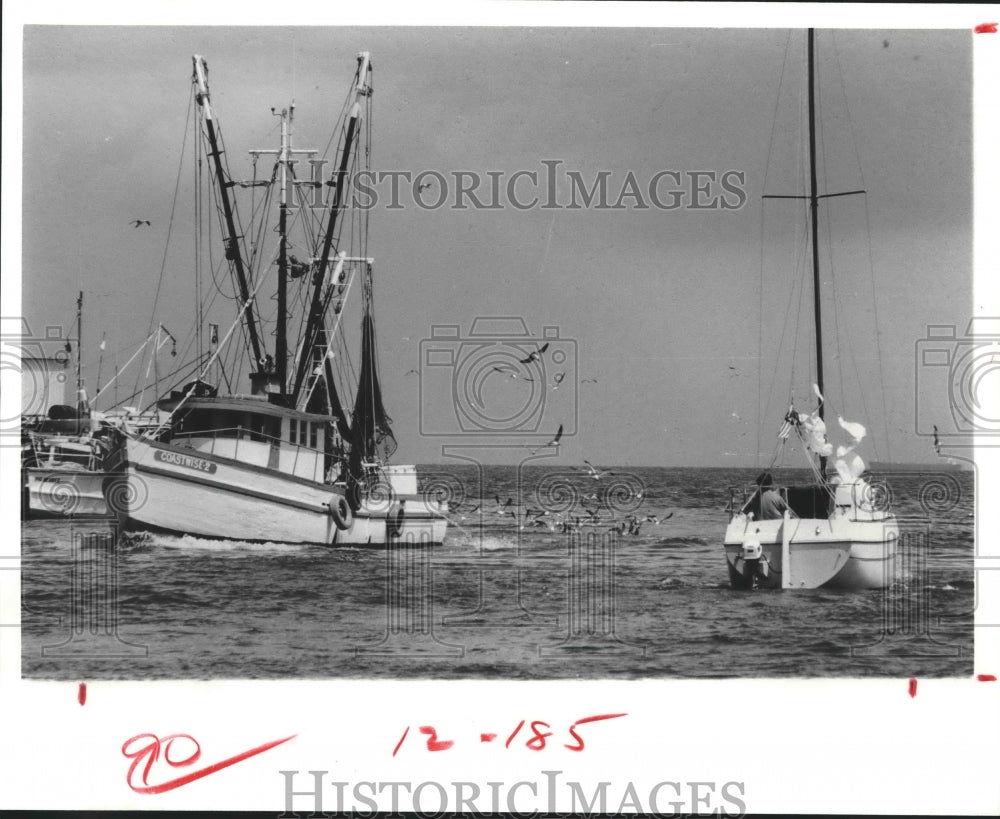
[169,426,340,482]
[728,483,834,521]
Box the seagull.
[519,343,549,365]
[494,495,514,515]
[458,503,481,522]
[418,181,434,192]
[514,507,546,531]
[130,219,151,228]
[933,424,941,456]
[581,378,598,384]
[527,423,564,454]
[551,372,566,389]
[404,369,419,376]
[581,460,614,480]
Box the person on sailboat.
[756,473,794,520]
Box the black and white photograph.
[2,2,998,814]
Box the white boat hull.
[724,513,897,590]
[109,436,447,546]
[24,467,109,518]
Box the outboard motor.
[737,531,771,590]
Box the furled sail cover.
[797,410,834,458]
[348,286,397,480]
[833,415,867,483]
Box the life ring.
[330,494,353,530]
[346,481,362,513]
[387,500,405,536]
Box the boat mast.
[76,290,84,415]
[192,55,265,372]
[807,28,827,478]
[291,52,371,406]
[277,106,290,393]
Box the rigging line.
[207,124,267,347]
[761,30,795,196]
[862,196,891,462]
[205,165,236,302]
[118,349,208,414]
[137,352,212,415]
[135,84,194,399]
[776,207,811,403]
[207,157,257,367]
[756,192,765,470]
[319,81,356,164]
[830,32,869,191]
[791,202,812,400]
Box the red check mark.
[122,733,296,794]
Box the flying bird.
[933,424,941,456]
[581,378,598,384]
[458,503,481,522]
[527,423,564,454]
[418,181,434,192]
[581,460,614,480]
[130,219,151,228]
[404,369,419,376]
[494,495,514,515]
[519,342,550,365]
[551,372,566,390]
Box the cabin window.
[289,419,298,444]
[309,423,318,450]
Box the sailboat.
[723,30,898,590]
[105,53,447,546]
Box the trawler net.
[348,279,397,480]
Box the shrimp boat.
[723,30,898,590]
[107,53,446,546]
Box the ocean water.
[20,466,973,679]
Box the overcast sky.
[18,24,974,466]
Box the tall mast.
[292,52,371,405]
[192,55,265,370]
[277,105,290,393]
[807,28,827,477]
[76,290,84,415]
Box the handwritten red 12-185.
[392,713,627,756]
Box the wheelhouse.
[158,396,343,483]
